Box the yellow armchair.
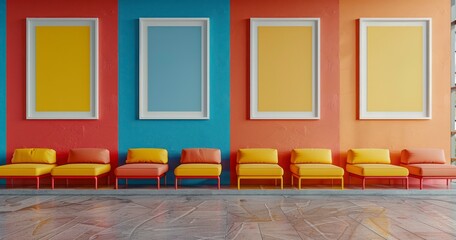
[346,149,409,189]
[236,148,283,190]
[0,148,56,189]
[290,149,344,189]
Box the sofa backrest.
[180,148,221,164]
[126,148,168,164]
[237,148,278,164]
[11,148,56,164]
[68,148,110,164]
[401,148,446,164]
[347,149,390,164]
[291,149,332,164]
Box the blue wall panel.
[119,0,230,185]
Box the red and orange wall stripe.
[0,0,451,186]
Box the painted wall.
[0,0,6,181]
[230,0,341,185]
[118,0,231,185]
[0,0,451,188]
[340,0,451,182]
[6,0,119,172]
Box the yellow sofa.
[174,148,222,189]
[236,148,283,190]
[0,148,56,189]
[51,148,111,189]
[346,149,409,189]
[290,149,344,189]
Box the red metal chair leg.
[51,178,55,189]
[362,178,366,190]
[217,176,220,190]
[175,177,178,190]
[157,177,160,190]
[420,178,423,190]
[95,177,98,190]
[36,177,40,190]
[405,177,409,190]
[115,178,119,189]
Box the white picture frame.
[26,18,99,119]
[139,18,210,119]
[250,18,320,119]
[359,18,432,119]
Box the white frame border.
[139,18,210,120]
[250,18,320,120]
[26,18,99,120]
[359,18,432,119]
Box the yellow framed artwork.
[250,18,320,119]
[359,18,431,119]
[26,18,98,119]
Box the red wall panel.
[230,0,340,185]
[6,0,118,172]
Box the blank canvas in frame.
[27,18,99,119]
[139,18,209,119]
[359,18,431,119]
[250,18,320,119]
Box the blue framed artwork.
[139,18,209,119]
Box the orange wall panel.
[230,0,340,185]
[340,0,450,169]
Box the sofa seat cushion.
[51,164,111,176]
[346,164,408,177]
[12,148,56,164]
[290,164,344,177]
[401,149,446,164]
[291,149,332,164]
[237,149,278,164]
[236,164,283,176]
[347,149,391,164]
[0,164,55,176]
[174,164,221,177]
[401,164,456,177]
[68,148,110,164]
[180,148,221,164]
[126,148,168,164]
[115,163,168,177]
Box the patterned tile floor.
[0,190,456,240]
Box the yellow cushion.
[51,164,111,176]
[237,148,278,164]
[11,148,56,164]
[290,164,344,177]
[291,149,332,164]
[347,149,391,164]
[0,164,55,176]
[126,148,168,164]
[236,164,283,176]
[174,164,222,177]
[346,164,409,177]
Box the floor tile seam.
[414,212,456,237]
[347,214,388,240]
